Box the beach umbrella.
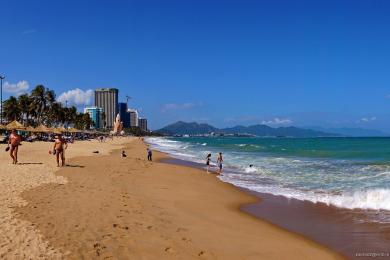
[6,120,25,130]
[68,127,81,133]
[33,124,50,133]
[25,126,36,132]
[52,126,67,133]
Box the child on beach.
[206,153,212,173]
[217,152,223,175]
[121,150,127,157]
[147,148,152,161]
[53,134,68,167]
[7,129,21,164]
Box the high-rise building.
[128,109,139,127]
[118,102,130,128]
[84,107,104,129]
[94,88,118,128]
[138,118,148,131]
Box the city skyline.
[1,0,389,132]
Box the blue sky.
[1,0,389,131]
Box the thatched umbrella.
[25,126,36,132]
[33,124,50,133]
[6,120,25,130]
[52,127,67,134]
[0,124,5,130]
[68,127,81,133]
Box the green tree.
[3,96,21,122]
[17,94,32,126]
[30,85,56,124]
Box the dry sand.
[0,137,130,259]
[11,138,342,259]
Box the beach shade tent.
[52,126,67,133]
[33,124,51,133]
[25,126,36,132]
[5,120,25,130]
[68,127,82,133]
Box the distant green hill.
[156,121,339,137]
[308,127,390,137]
[156,121,218,135]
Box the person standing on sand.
[7,129,21,164]
[206,153,212,173]
[217,152,223,175]
[53,134,68,167]
[147,148,152,161]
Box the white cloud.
[57,88,94,107]
[358,116,377,123]
[22,29,37,34]
[224,116,259,123]
[261,117,293,126]
[3,80,29,96]
[161,102,202,112]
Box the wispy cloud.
[22,29,37,35]
[3,80,30,96]
[261,117,293,126]
[224,116,259,123]
[358,116,377,123]
[57,88,94,107]
[161,102,203,112]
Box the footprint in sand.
[165,247,175,253]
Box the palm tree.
[47,102,65,127]
[3,96,21,122]
[30,85,56,124]
[18,94,32,126]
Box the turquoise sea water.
[147,137,390,219]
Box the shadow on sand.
[65,164,85,168]
[18,162,44,165]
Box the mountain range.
[156,121,341,137]
[308,127,389,137]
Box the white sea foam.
[146,137,390,214]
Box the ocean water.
[147,137,390,221]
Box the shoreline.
[14,138,342,259]
[160,156,390,259]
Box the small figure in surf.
[206,153,212,173]
[147,148,152,161]
[217,152,223,175]
[53,134,68,167]
[8,129,21,164]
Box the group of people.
[6,129,68,167]
[206,152,223,174]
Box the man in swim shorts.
[53,134,68,167]
[8,129,21,164]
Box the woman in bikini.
[8,129,21,164]
[206,153,212,173]
[53,134,68,167]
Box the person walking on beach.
[53,134,68,167]
[206,153,212,173]
[147,147,153,161]
[217,152,223,175]
[7,129,21,164]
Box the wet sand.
[163,158,390,259]
[15,138,341,259]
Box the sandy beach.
[1,138,342,259]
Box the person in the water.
[217,152,223,175]
[206,153,211,173]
